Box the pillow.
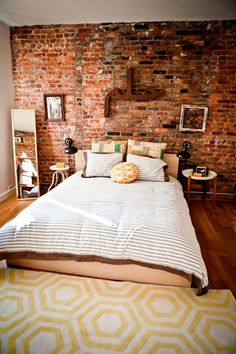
[92,140,127,153]
[111,162,138,184]
[82,151,123,178]
[127,153,167,182]
[127,139,167,159]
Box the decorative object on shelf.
[193,166,209,177]
[56,162,65,168]
[64,138,78,155]
[14,136,22,143]
[179,105,208,132]
[104,67,164,116]
[44,94,65,121]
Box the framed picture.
[193,165,209,176]
[14,136,22,143]
[179,105,208,132]
[44,94,65,121]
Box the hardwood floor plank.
[0,195,33,227]
[190,200,236,297]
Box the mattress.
[0,172,208,294]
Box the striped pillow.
[92,140,127,153]
[82,151,123,177]
[127,139,167,159]
[127,154,167,182]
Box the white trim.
[179,105,208,132]
[0,187,16,203]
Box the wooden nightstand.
[182,169,217,208]
[48,165,69,191]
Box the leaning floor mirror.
[11,109,40,199]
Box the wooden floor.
[0,195,32,227]
[0,195,236,297]
[189,199,236,298]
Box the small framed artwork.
[179,105,208,132]
[44,94,65,122]
[14,136,22,143]
[193,165,209,177]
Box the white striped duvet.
[0,172,208,291]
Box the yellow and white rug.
[0,268,235,353]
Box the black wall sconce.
[177,141,191,164]
[177,141,192,180]
[64,138,78,171]
[64,138,78,155]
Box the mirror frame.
[179,104,208,132]
[11,109,40,200]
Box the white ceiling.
[12,110,35,133]
[0,0,235,26]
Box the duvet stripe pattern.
[0,173,208,291]
[126,154,166,181]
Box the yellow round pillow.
[111,162,138,184]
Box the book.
[192,172,203,177]
[56,162,65,168]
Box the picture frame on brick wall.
[179,105,208,132]
[44,94,65,122]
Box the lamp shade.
[64,138,78,154]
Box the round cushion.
[111,162,138,184]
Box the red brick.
[10,21,236,195]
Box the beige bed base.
[7,259,191,287]
[7,151,188,287]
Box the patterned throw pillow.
[92,140,127,153]
[82,151,123,177]
[127,139,167,159]
[111,162,138,184]
[127,154,167,182]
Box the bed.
[0,151,209,295]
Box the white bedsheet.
[0,172,208,290]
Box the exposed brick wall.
[10,21,236,196]
[14,131,36,159]
[11,25,77,186]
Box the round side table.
[182,169,217,208]
[48,165,69,192]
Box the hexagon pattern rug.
[0,268,235,353]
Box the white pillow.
[82,151,123,177]
[127,153,167,181]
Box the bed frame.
[7,152,191,287]
[7,259,191,286]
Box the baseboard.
[0,187,16,203]
[183,190,236,201]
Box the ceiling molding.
[0,0,235,26]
